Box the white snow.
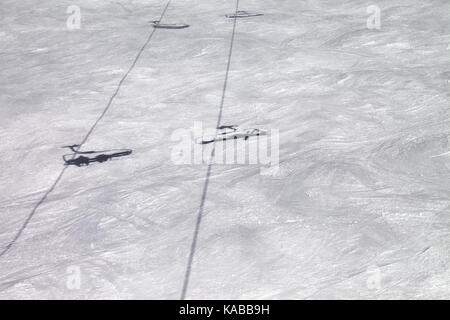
[1,0,450,299]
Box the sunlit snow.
[1,0,450,299]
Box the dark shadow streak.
[180,0,240,300]
[0,0,172,258]
[0,167,68,257]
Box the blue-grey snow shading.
[1,0,450,299]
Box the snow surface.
[1,0,450,299]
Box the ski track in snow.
[1,0,450,299]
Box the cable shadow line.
[180,0,240,300]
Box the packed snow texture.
[1,0,450,299]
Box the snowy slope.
[1,0,450,299]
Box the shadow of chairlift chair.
[149,20,190,29]
[196,125,267,144]
[225,11,264,19]
[62,145,132,167]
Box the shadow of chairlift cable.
[225,11,264,19]
[149,20,190,29]
[62,145,132,167]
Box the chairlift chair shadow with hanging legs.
[62,145,132,167]
[195,125,267,144]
